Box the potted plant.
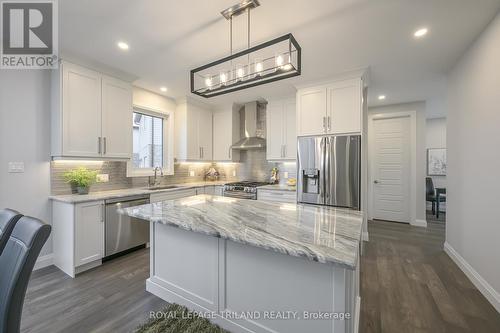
[63,167,98,195]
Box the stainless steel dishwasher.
[104,195,150,260]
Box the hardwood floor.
[22,213,499,333]
[360,215,500,333]
[21,249,167,333]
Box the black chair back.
[0,209,22,256]
[0,216,51,333]
[426,177,435,198]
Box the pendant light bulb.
[237,66,244,79]
[205,76,213,87]
[255,61,263,73]
[220,72,227,84]
[276,55,284,68]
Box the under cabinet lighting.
[160,87,167,92]
[378,95,386,100]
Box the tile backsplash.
[51,152,297,195]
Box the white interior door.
[372,116,411,223]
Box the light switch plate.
[8,162,24,173]
[189,170,195,177]
[284,171,289,179]
[232,170,236,177]
[96,174,109,183]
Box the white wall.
[426,117,447,189]
[368,102,427,224]
[446,12,500,312]
[0,70,52,256]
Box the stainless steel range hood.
[231,101,266,150]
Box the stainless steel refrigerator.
[297,135,361,209]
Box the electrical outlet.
[284,171,289,179]
[232,170,236,177]
[96,174,109,183]
[189,170,195,177]
[8,162,24,173]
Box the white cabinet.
[52,199,104,277]
[101,75,133,158]
[75,201,104,267]
[267,98,296,160]
[213,107,240,162]
[51,61,132,159]
[57,62,102,157]
[204,185,223,196]
[327,79,362,134]
[296,78,363,136]
[150,188,198,203]
[297,88,327,136]
[175,99,213,161]
[257,189,296,203]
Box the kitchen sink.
[147,185,183,191]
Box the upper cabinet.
[213,107,240,162]
[296,78,363,136]
[101,75,133,158]
[267,98,296,160]
[51,61,132,159]
[175,98,213,161]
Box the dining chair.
[426,177,446,217]
[0,209,22,256]
[0,216,51,333]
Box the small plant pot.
[70,183,78,194]
[76,186,89,195]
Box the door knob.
[374,180,380,184]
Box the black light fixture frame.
[190,33,301,98]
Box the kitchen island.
[121,195,363,333]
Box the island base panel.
[149,223,360,333]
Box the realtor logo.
[1,0,58,69]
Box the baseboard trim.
[362,231,369,242]
[411,219,427,227]
[354,296,361,333]
[34,253,54,271]
[444,242,500,313]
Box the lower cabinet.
[53,200,104,277]
[74,201,105,267]
[204,185,224,196]
[150,188,197,203]
[257,189,296,203]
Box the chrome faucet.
[149,166,163,187]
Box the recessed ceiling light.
[117,41,129,50]
[414,28,428,38]
[160,87,167,92]
[378,95,386,100]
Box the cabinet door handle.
[202,147,204,159]
[229,147,232,159]
[199,147,202,159]
[98,137,102,154]
[103,137,107,154]
[328,116,331,131]
[323,116,327,132]
[284,145,287,158]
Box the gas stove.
[223,181,271,200]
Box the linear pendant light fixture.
[190,0,301,98]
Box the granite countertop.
[49,181,228,203]
[259,184,296,192]
[121,195,363,269]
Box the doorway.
[369,112,416,223]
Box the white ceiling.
[60,0,500,117]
